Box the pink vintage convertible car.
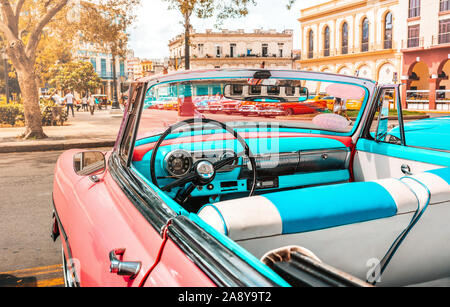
[52,69,450,287]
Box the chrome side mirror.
[73,151,106,177]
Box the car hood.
[390,116,450,151]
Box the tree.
[163,0,257,70]
[0,0,72,139]
[49,60,102,95]
[77,0,140,109]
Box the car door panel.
[54,151,215,287]
[353,139,449,182]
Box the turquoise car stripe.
[264,182,398,234]
[426,167,450,185]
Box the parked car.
[52,69,450,287]
[259,100,327,117]
[221,98,241,115]
[238,101,260,116]
[206,95,223,114]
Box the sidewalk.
[0,108,124,153]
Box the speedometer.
[164,150,193,177]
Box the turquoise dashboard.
[132,134,353,200]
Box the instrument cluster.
[164,149,237,178]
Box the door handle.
[109,248,141,279]
[401,164,413,176]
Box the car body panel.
[53,69,450,287]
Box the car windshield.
[136,73,369,140]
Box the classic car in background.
[52,69,450,287]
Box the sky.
[127,0,329,59]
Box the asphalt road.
[0,149,111,287]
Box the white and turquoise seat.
[198,168,450,241]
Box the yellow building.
[141,60,154,76]
[296,0,402,85]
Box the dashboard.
[161,147,351,198]
[132,135,353,200]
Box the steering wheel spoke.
[161,173,197,192]
[150,118,258,204]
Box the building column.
[428,77,439,110]
[401,78,412,109]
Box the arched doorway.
[436,59,450,111]
[407,61,430,110]
[377,63,396,85]
[357,64,372,79]
[338,66,352,76]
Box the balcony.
[300,41,397,60]
[432,33,450,45]
[401,37,424,49]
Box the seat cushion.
[198,180,409,241]
[198,168,450,241]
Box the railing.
[409,7,420,18]
[440,0,450,12]
[406,90,430,110]
[401,37,424,49]
[383,39,393,49]
[432,33,450,45]
[436,90,450,111]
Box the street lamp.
[2,51,9,104]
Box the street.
[0,149,109,287]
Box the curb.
[0,140,115,154]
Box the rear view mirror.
[73,151,106,177]
[224,84,309,102]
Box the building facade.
[75,40,128,100]
[400,0,450,111]
[168,29,294,70]
[296,0,401,85]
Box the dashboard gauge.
[164,150,193,177]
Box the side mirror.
[73,151,106,177]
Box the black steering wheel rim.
[150,118,258,201]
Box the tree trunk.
[16,66,47,139]
[184,13,190,70]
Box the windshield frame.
[137,69,376,141]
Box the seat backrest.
[198,168,450,241]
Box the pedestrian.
[82,95,88,112]
[333,97,350,121]
[88,94,96,115]
[63,91,75,117]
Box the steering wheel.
[150,118,257,204]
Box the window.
[370,88,402,145]
[342,22,349,54]
[441,0,450,12]
[278,43,284,57]
[101,58,107,77]
[408,25,420,47]
[439,19,450,44]
[308,30,314,59]
[323,26,330,57]
[384,12,393,49]
[215,45,222,58]
[198,44,204,57]
[262,44,268,57]
[90,58,97,71]
[409,0,421,18]
[361,18,369,52]
[120,61,125,77]
[230,43,236,58]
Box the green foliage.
[49,61,102,95]
[0,100,68,127]
[39,99,68,126]
[0,104,23,126]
